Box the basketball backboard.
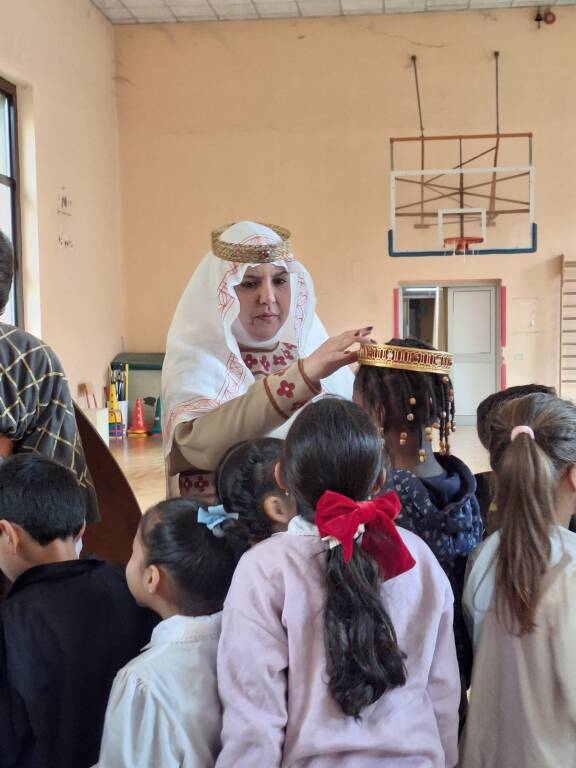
[388,133,536,257]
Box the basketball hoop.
[443,236,484,255]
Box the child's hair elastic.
[315,490,416,581]
[510,425,535,442]
[197,504,238,537]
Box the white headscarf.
[162,221,353,457]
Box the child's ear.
[567,465,576,493]
[274,462,287,491]
[0,435,13,458]
[74,521,87,542]
[144,564,161,595]
[262,494,293,525]
[0,520,21,553]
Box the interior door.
[447,286,497,425]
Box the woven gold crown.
[358,343,453,375]
[212,222,292,264]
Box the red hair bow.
[315,491,416,581]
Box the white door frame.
[397,280,502,425]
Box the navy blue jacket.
[385,454,483,684]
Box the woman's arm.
[169,327,372,474]
[170,360,319,473]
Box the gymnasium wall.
[0,0,125,397]
[116,8,571,390]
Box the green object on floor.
[149,397,162,437]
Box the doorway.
[399,283,500,425]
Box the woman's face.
[235,264,291,343]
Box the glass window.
[0,77,22,326]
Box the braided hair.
[354,338,455,459]
[215,438,284,547]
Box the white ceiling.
[90,0,573,24]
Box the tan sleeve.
[168,360,320,475]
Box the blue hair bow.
[197,504,238,535]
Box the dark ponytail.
[282,397,407,718]
[140,498,249,615]
[488,393,576,635]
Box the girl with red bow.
[216,398,460,768]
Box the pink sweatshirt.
[216,523,460,768]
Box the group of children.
[0,336,575,767]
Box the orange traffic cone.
[128,398,148,438]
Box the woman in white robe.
[162,221,367,500]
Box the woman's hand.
[302,327,373,386]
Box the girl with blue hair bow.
[97,497,247,768]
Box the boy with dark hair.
[0,454,156,768]
[0,230,97,523]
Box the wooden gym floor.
[112,427,490,513]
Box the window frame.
[0,75,24,327]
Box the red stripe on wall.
[500,285,507,348]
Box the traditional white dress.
[162,222,353,499]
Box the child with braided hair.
[214,438,297,545]
[354,337,483,686]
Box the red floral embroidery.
[194,476,210,491]
[284,343,296,349]
[277,380,295,398]
[283,349,294,361]
[244,353,258,370]
[260,355,271,372]
[273,355,286,367]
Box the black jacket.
[0,559,157,768]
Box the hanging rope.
[494,51,500,134]
[411,55,425,136]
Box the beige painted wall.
[116,8,572,390]
[0,0,124,399]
